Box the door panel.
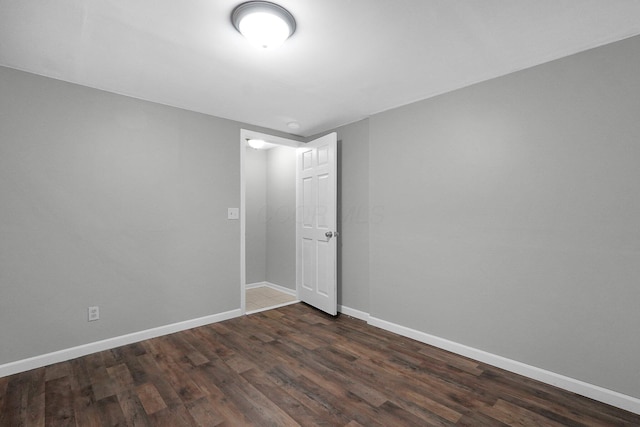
[296,133,338,315]
[302,238,314,291]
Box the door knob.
[325,231,333,239]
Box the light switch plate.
[227,208,239,220]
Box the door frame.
[239,129,301,314]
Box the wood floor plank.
[150,357,207,405]
[44,362,70,383]
[304,336,474,415]
[481,398,568,426]
[234,333,391,427]
[2,303,640,426]
[95,394,127,426]
[44,375,75,426]
[84,352,117,402]
[185,396,225,427]
[117,389,152,426]
[0,375,9,425]
[136,383,167,416]
[68,358,102,427]
[456,411,511,426]
[25,368,46,427]
[417,346,484,376]
[282,340,456,426]
[197,385,255,426]
[480,367,640,425]
[146,405,196,427]
[1,372,28,427]
[188,327,236,361]
[136,384,167,415]
[135,353,188,409]
[107,363,135,394]
[200,357,301,426]
[114,343,150,386]
[241,367,327,426]
[268,367,361,426]
[474,370,619,426]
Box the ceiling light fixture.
[247,138,266,149]
[231,1,296,49]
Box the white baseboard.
[338,305,370,322]
[368,316,640,415]
[244,282,267,289]
[246,281,297,297]
[264,281,297,296]
[245,281,268,289]
[0,308,242,378]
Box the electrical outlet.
[88,306,100,322]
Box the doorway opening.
[240,129,301,314]
[240,129,339,316]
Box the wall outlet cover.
[88,306,100,321]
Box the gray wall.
[368,35,640,398]
[244,145,296,290]
[332,120,371,312]
[245,148,267,284]
[265,146,297,290]
[306,120,371,312]
[0,65,295,365]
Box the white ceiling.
[2,1,640,137]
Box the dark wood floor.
[1,303,639,426]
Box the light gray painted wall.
[332,120,371,312]
[0,66,298,365]
[369,35,640,398]
[265,146,296,290]
[245,148,267,284]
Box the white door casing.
[296,133,338,315]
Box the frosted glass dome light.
[232,1,296,49]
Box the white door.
[296,132,338,315]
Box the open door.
[296,133,338,315]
